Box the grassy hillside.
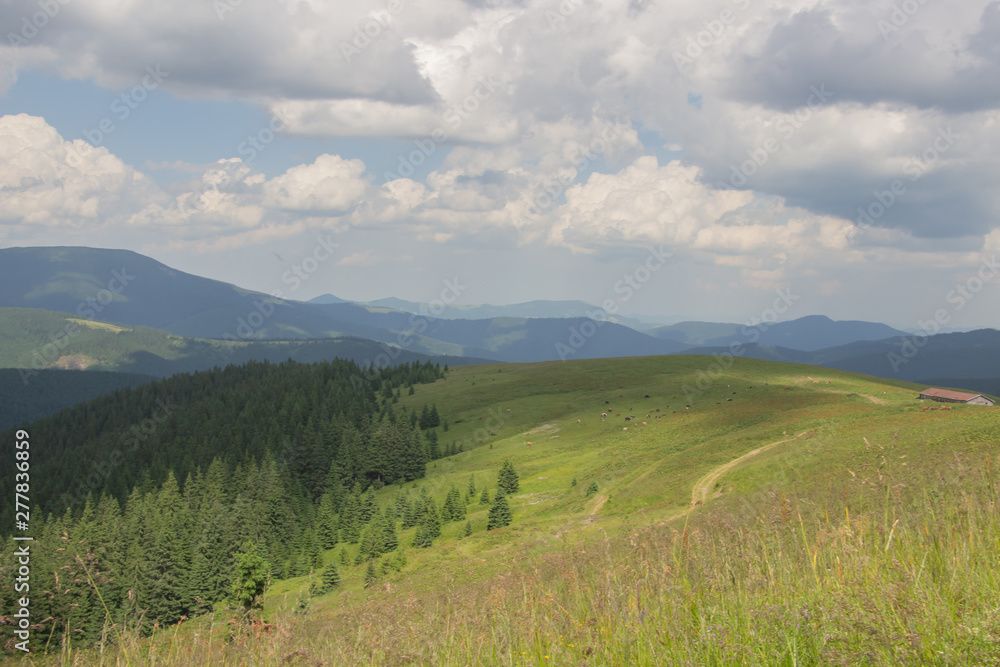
[11,355,1000,665]
[0,307,485,378]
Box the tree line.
[0,358,461,649]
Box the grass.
[8,355,1000,665]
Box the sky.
[1,0,999,330]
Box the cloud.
[262,154,369,212]
[0,113,162,227]
[726,3,1000,114]
[337,250,378,266]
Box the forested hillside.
[0,369,155,430]
[0,359,449,646]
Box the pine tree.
[497,459,520,494]
[144,471,194,624]
[317,493,338,549]
[380,509,398,553]
[359,487,378,524]
[441,485,459,523]
[338,487,362,544]
[479,487,490,505]
[428,404,440,428]
[424,497,441,539]
[443,486,465,521]
[314,562,341,594]
[487,488,513,530]
[467,475,477,502]
[411,523,433,548]
[425,429,440,460]
[303,528,323,571]
[364,560,379,588]
[463,520,472,538]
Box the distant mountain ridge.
[0,247,683,362]
[682,328,1000,393]
[3,246,992,374]
[649,315,908,351]
[312,294,660,331]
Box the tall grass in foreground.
[18,453,1000,666]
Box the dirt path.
[688,431,809,509]
[588,494,608,518]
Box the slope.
[8,355,1000,665]
[0,307,488,378]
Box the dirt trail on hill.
[588,494,608,518]
[688,431,809,510]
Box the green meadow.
[17,356,1000,665]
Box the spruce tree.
[487,488,513,530]
[479,487,490,505]
[364,560,379,588]
[359,487,378,524]
[441,485,459,522]
[463,520,472,538]
[380,509,398,553]
[411,523,432,548]
[316,493,338,549]
[338,488,362,544]
[424,498,442,540]
[467,475,477,502]
[425,429,440,460]
[497,459,520,494]
[314,562,341,595]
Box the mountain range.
[1,245,998,408]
